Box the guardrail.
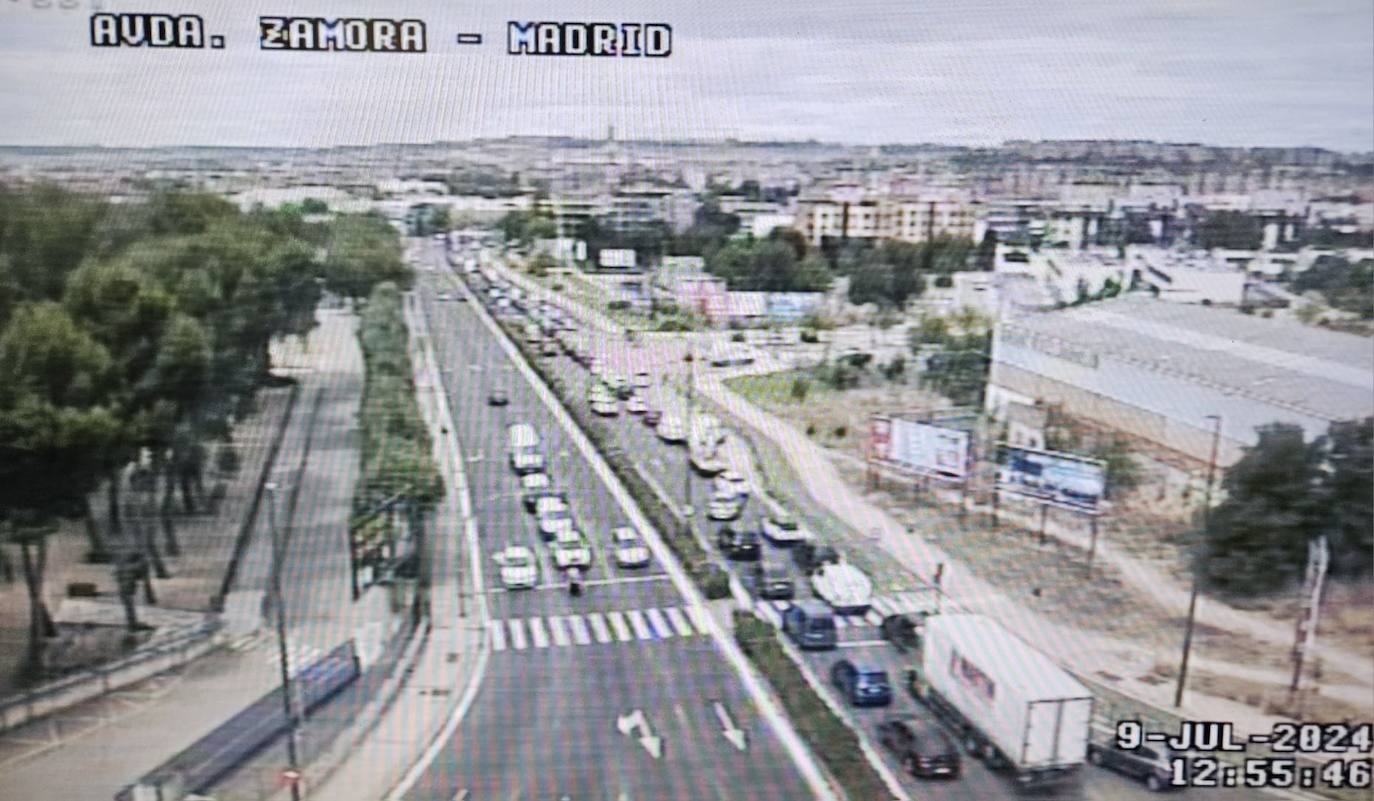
[115,640,361,801]
[0,619,223,735]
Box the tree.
[846,259,895,306]
[322,214,411,298]
[909,315,949,349]
[1198,424,1324,595]
[1315,417,1373,578]
[975,229,997,271]
[0,303,120,673]
[1293,257,1374,319]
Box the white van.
[507,423,544,474]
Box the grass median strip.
[735,612,892,800]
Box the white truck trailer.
[912,613,1093,786]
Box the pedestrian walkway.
[486,605,711,652]
[0,308,381,801]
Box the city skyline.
[2,0,1371,151]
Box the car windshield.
[856,670,888,686]
[505,552,532,567]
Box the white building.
[986,295,1374,468]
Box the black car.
[753,559,795,600]
[877,715,961,779]
[879,613,925,653]
[717,525,761,561]
[488,388,509,406]
[830,659,892,707]
[793,538,840,573]
[1087,739,1177,792]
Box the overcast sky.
[2,0,1371,150]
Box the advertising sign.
[598,248,637,269]
[889,419,970,479]
[996,445,1106,513]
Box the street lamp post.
[684,346,695,516]
[1174,415,1222,709]
[265,483,303,801]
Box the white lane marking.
[864,609,884,626]
[528,617,550,648]
[607,611,633,642]
[627,609,653,640]
[587,612,612,643]
[508,620,528,651]
[568,615,592,645]
[665,607,694,637]
[835,639,888,649]
[548,616,571,647]
[685,605,710,634]
[488,621,507,651]
[645,608,673,639]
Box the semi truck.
[910,613,1093,786]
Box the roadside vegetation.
[0,184,408,678]
[734,611,891,799]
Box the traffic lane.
[486,574,682,621]
[799,641,1256,801]
[405,633,813,801]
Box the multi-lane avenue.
[397,240,823,801]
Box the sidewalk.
[303,288,487,801]
[0,309,391,801]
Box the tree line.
[0,184,410,676]
[1199,419,1372,596]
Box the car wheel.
[1087,747,1104,766]
[1145,774,1164,792]
[963,733,983,757]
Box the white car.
[811,562,874,615]
[496,545,539,590]
[612,526,651,569]
[691,445,728,476]
[520,471,550,492]
[713,469,749,499]
[591,399,620,417]
[551,528,592,570]
[707,490,744,521]
[625,395,648,415]
[632,372,652,390]
[656,415,688,443]
[761,510,807,545]
[536,497,574,540]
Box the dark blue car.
[831,659,893,707]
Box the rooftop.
[1001,295,1374,423]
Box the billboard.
[598,248,637,269]
[888,419,970,479]
[996,445,1106,513]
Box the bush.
[806,424,816,436]
[933,274,954,288]
[698,563,732,600]
[843,351,873,369]
[833,426,847,439]
[799,329,819,344]
[790,377,810,402]
[731,331,746,343]
[732,611,890,798]
[607,300,630,311]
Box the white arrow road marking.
[713,701,748,751]
[616,709,663,760]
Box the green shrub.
[607,300,630,311]
[732,611,890,798]
[730,331,746,343]
[215,444,241,475]
[698,563,732,599]
[790,377,810,402]
[799,329,819,344]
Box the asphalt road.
[458,252,1259,801]
[403,240,818,801]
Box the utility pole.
[684,345,695,517]
[1288,536,1329,717]
[265,483,302,801]
[1175,414,1222,709]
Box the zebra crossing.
[487,606,711,652]
[751,591,936,629]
